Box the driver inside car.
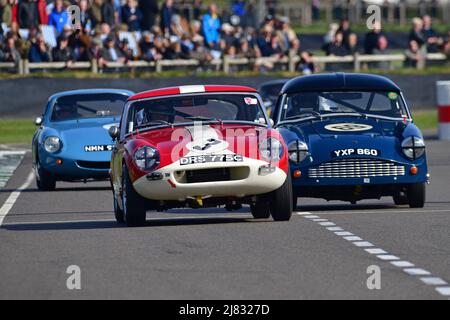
[55,103,78,121]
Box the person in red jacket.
[37,0,47,24]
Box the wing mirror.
[109,126,120,141]
[35,117,43,126]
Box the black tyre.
[270,175,293,221]
[36,164,56,191]
[393,193,408,206]
[407,183,426,208]
[250,201,271,219]
[122,166,146,227]
[114,194,125,223]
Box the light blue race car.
[32,89,134,190]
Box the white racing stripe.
[0,171,34,227]
[296,211,450,298]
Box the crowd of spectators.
[0,0,449,73]
[0,0,305,72]
[322,15,450,69]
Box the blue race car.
[32,89,134,190]
[273,73,428,208]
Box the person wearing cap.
[52,33,74,64]
[100,35,126,66]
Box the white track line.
[0,171,34,227]
[297,211,450,298]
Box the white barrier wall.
[436,81,450,141]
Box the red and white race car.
[109,85,292,226]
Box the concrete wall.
[0,74,449,118]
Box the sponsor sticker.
[244,97,258,105]
[388,92,398,100]
[180,154,244,166]
[84,145,114,152]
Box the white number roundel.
[324,123,373,132]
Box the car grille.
[76,161,110,170]
[308,158,406,179]
[174,167,250,184]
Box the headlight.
[288,140,309,163]
[44,136,61,153]
[401,137,425,160]
[134,146,159,171]
[260,138,284,162]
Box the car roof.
[281,73,401,94]
[49,89,134,101]
[259,79,288,89]
[128,85,258,101]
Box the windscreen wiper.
[135,120,173,129]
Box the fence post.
[156,60,163,73]
[90,59,98,74]
[17,58,24,75]
[288,51,297,73]
[353,53,360,72]
[23,59,30,75]
[223,55,230,74]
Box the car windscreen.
[127,94,266,132]
[51,93,128,122]
[280,91,408,121]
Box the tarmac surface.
[0,140,449,299]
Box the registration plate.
[180,154,243,166]
[332,148,380,157]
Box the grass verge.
[0,119,36,145]
[0,111,438,145]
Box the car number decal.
[180,154,244,166]
[332,148,380,157]
[84,145,114,152]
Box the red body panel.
[123,124,289,183]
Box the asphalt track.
[0,140,449,300]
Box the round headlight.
[288,140,309,163]
[401,137,425,160]
[260,138,284,162]
[134,146,159,171]
[44,136,61,153]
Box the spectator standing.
[337,18,352,47]
[160,0,175,36]
[122,0,142,32]
[28,34,51,62]
[1,34,21,63]
[346,33,358,55]
[79,0,93,31]
[18,0,39,29]
[100,35,126,66]
[52,34,74,63]
[139,0,159,31]
[48,0,68,34]
[1,0,14,27]
[364,22,384,54]
[422,15,441,53]
[327,31,348,56]
[89,0,104,28]
[373,36,390,70]
[408,17,426,50]
[102,0,116,27]
[405,39,425,68]
[202,4,221,49]
[37,0,47,25]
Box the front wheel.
[270,175,293,221]
[407,183,426,208]
[114,194,125,223]
[36,164,56,191]
[122,166,147,227]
